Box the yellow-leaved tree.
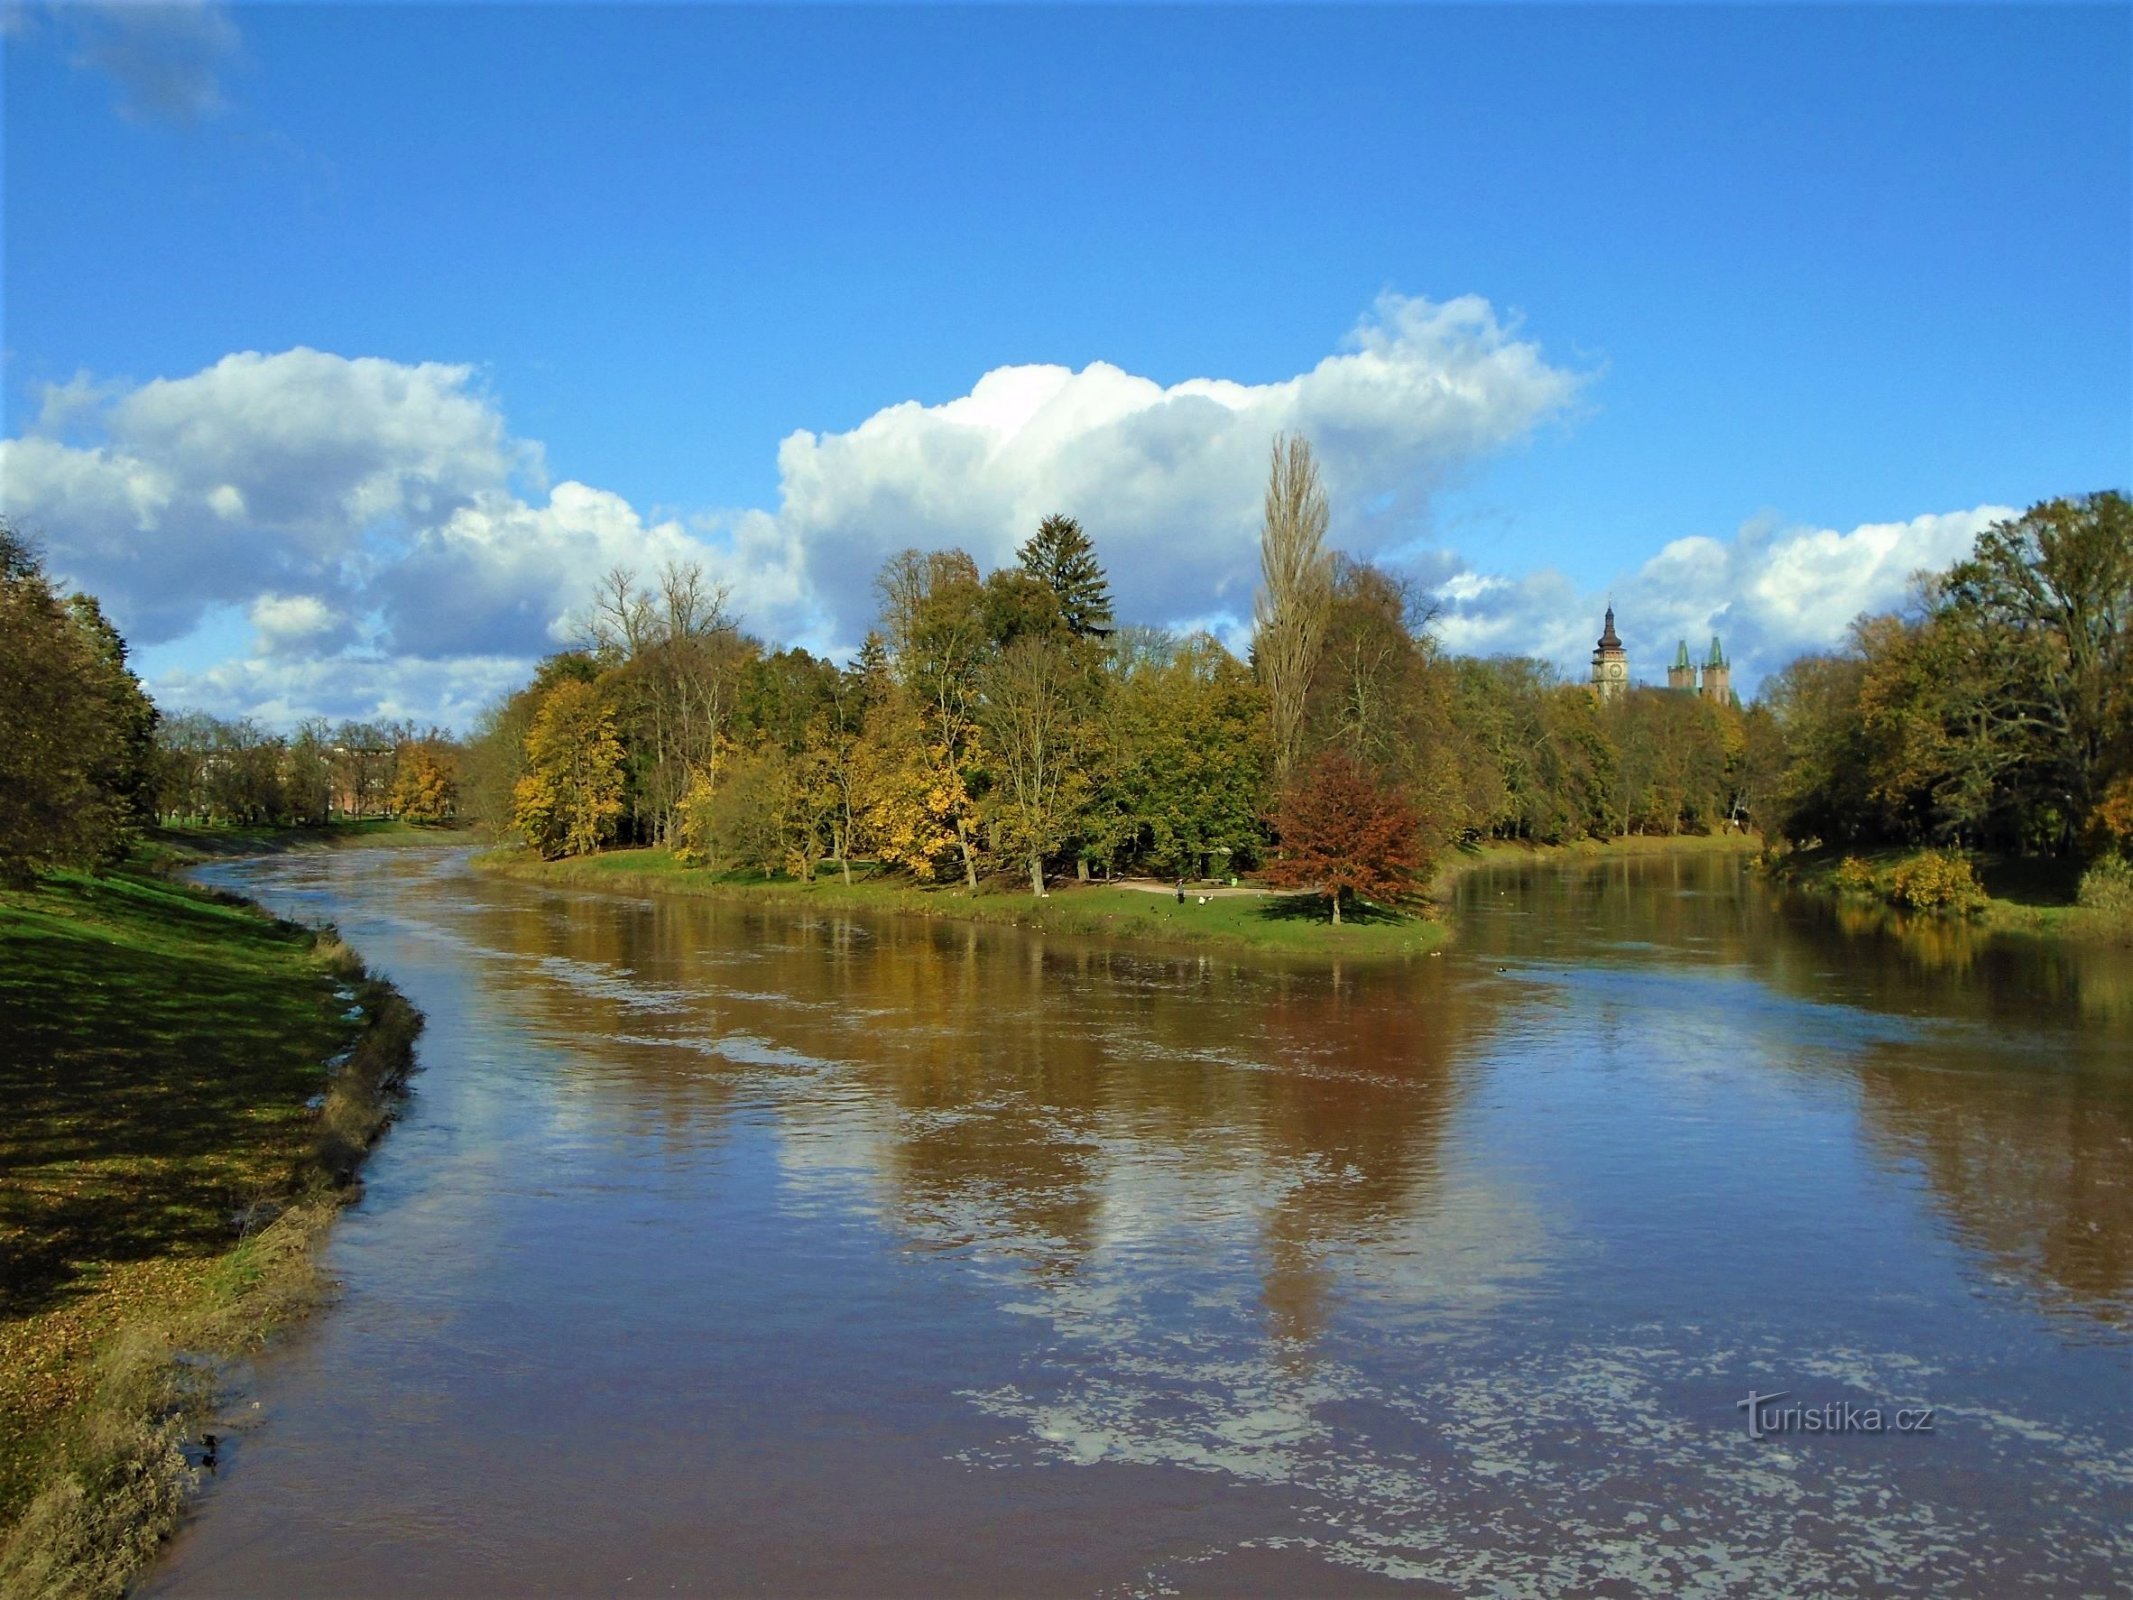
[513,680,625,858]
[389,742,459,822]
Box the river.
[145,848,2131,1597]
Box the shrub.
[2076,854,2133,918]
[1886,850,1987,915]
[1833,856,1880,896]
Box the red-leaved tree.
[1265,751,1428,925]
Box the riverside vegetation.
[459,446,2129,946]
[0,524,422,1598]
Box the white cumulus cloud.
[774,292,1585,644]
[1427,504,2018,693]
[0,306,2019,727]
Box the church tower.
[1667,639,1696,692]
[1699,635,1731,705]
[1590,607,1628,701]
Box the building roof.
[1596,606,1622,650]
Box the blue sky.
[4,2,2127,727]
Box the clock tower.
[1590,606,1628,701]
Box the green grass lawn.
[0,867,417,1596]
[477,847,1452,958]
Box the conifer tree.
[1018,514,1114,638]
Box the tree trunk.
[1331,889,1342,927]
[1076,857,1088,882]
[956,816,978,891]
[841,856,853,886]
[1030,855,1045,897]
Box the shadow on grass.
[0,872,345,1317]
[1252,892,1412,926]
[1977,855,2084,908]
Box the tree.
[676,744,797,875]
[0,525,151,880]
[1938,492,2131,848]
[64,592,160,835]
[1264,750,1428,925]
[1253,434,1334,789]
[391,742,460,822]
[875,548,992,889]
[512,680,626,859]
[979,635,1092,894]
[1017,513,1113,638]
[1105,633,1269,879]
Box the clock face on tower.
[1608,661,1625,679]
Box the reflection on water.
[145,849,2131,1597]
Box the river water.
[146,848,2130,1597]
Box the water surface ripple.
[146,850,2133,1597]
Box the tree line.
[1,520,461,882]
[152,713,461,828]
[1757,492,2131,864]
[468,438,1784,917]
[10,473,2122,917]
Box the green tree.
[1106,633,1269,879]
[979,635,1093,895]
[1938,492,2132,848]
[0,526,151,879]
[1017,513,1114,638]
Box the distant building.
[1700,635,1732,706]
[1590,606,1628,701]
[1665,635,1734,705]
[1667,639,1697,693]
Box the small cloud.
[247,591,343,656]
[59,1,242,127]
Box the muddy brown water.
[144,849,2131,1596]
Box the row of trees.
[152,714,461,828]
[1760,492,2131,862]
[471,439,1768,916]
[0,525,159,882]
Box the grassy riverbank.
[144,817,470,865]
[476,846,1452,958]
[1765,844,2133,944]
[0,868,421,1599]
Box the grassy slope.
[1767,844,2132,943]
[0,869,419,1599]
[477,847,1451,958]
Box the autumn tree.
[1018,513,1114,638]
[513,680,626,859]
[1265,750,1428,925]
[1253,433,1335,789]
[874,548,992,889]
[391,742,460,822]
